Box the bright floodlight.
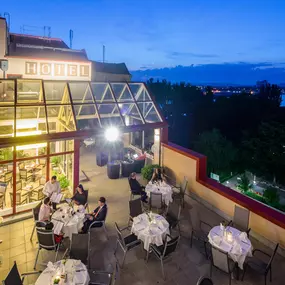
[105,127,119,142]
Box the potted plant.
[141,164,160,182]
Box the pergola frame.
[0,79,167,147]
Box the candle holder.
[53,276,60,284]
[226,231,233,243]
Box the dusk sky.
[3,0,285,70]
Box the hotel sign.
[25,61,90,77]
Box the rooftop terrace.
[1,145,285,284]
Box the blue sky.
[2,0,285,70]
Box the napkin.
[239,232,248,242]
[212,235,222,245]
[232,241,242,254]
[47,261,56,271]
[65,259,74,273]
[134,223,145,232]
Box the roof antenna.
[69,30,73,48]
[103,45,105,63]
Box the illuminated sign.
[25,61,90,77]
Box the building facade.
[0,17,167,218]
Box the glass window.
[16,143,47,159]
[17,80,42,103]
[111,83,134,102]
[46,105,76,133]
[16,159,46,208]
[97,104,124,127]
[0,162,13,213]
[69,82,94,103]
[44,82,70,104]
[50,153,73,199]
[130,83,151,101]
[74,104,100,130]
[50,140,74,154]
[15,106,47,136]
[91,83,115,103]
[0,147,13,161]
[0,107,14,138]
[131,131,143,149]
[137,102,162,123]
[118,103,144,125]
[0,80,15,104]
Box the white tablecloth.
[131,213,169,251]
[52,205,85,239]
[208,226,252,269]
[145,182,173,206]
[35,259,90,285]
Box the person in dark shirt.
[72,184,87,206]
[81,197,107,233]
[128,172,148,202]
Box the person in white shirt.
[43,175,61,196]
[38,197,52,222]
[43,175,61,210]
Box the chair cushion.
[247,257,268,273]
[151,244,164,256]
[124,233,140,249]
[166,214,177,228]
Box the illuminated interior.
[0,79,165,217]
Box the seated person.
[81,197,107,233]
[128,172,148,202]
[38,197,52,222]
[151,168,166,183]
[71,184,87,206]
[44,222,64,244]
[135,149,146,161]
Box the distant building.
[91,61,131,82]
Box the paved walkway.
[0,147,284,284]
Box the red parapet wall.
[162,142,285,230]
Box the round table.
[52,205,85,239]
[131,212,169,251]
[208,226,252,269]
[35,259,90,285]
[145,182,173,206]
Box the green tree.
[193,129,238,175]
[243,121,285,184]
[237,174,251,193]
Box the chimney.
[0,17,8,59]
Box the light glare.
[105,127,119,142]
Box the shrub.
[245,191,266,203]
[141,164,160,181]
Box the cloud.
[167,51,219,59]
[130,62,285,85]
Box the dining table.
[51,205,85,239]
[208,225,253,270]
[145,181,173,206]
[131,212,169,251]
[35,259,90,285]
